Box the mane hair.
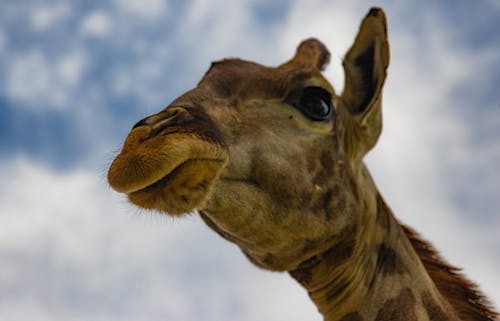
[401,224,499,321]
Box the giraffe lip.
[126,156,228,215]
[128,158,225,195]
[127,159,192,194]
[107,129,229,195]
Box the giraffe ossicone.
[108,7,498,321]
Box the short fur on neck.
[290,193,498,320]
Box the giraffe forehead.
[198,58,331,100]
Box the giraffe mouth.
[126,157,228,215]
[108,126,229,215]
[128,158,226,194]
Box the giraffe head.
[108,8,389,271]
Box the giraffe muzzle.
[108,105,229,214]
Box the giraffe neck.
[289,167,460,321]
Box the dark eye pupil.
[297,87,333,121]
[301,96,330,117]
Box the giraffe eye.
[294,86,333,121]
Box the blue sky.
[0,1,499,320]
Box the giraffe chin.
[127,158,227,215]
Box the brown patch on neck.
[402,225,499,321]
[375,243,406,276]
[289,225,356,288]
[323,235,356,267]
[366,243,407,289]
[339,311,364,321]
[374,288,417,321]
[289,255,318,285]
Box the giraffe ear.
[279,38,330,71]
[342,7,390,158]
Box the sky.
[0,1,499,320]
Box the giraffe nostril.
[130,107,193,135]
[132,118,148,129]
[150,108,191,136]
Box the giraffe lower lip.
[129,158,225,195]
[128,159,197,194]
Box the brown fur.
[402,225,498,321]
[339,312,364,321]
[374,288,417,321]
[374,243,406,276]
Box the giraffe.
[107,7,498,321]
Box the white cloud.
[114,0,167,20]
[58,52,87,86]
[5,50,87,109]
[180,0,253,57]
[6,51,55,106]
[80,11,112,38]
[31,4,71,31]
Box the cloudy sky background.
[0,1,499,320]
